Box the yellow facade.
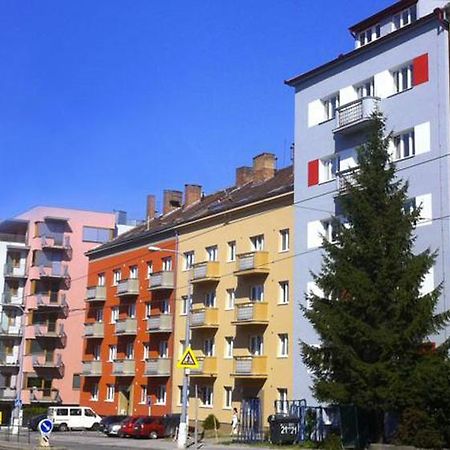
[171,192,293,427]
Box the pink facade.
[17,207,116,406]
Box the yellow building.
[171,153,294,429]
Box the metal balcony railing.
[232,356,267,378]
[29,388,62,404]
[334,97,380,133]
[192,261,220,284]
[0,325,22,337]
[1,292,24,307]
[190,308,219,329]
[114,318,137,336]
[84,322,104,338]
[0,387,16,401]
[38,263,70,280]
[34,323,66,340]
[112,359,135,376]
[336,168,359,194]
[190,356,217,377]
[86,286,106,302]
[3,264,27,278]
[144,358,171,377]
[235,252,270,276]
[148,271,174,290]
[81,360,102,376]
[116,279,139,297]
[0,353,19,367]
[147,314,172,333]
[233,302,268,325]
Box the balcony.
[235,252,270,277]
[29,388,62,404]
[0,326,22,338]
[190,308,219,329]
[33,293,69,317]
[34,323,66,341]
[41,235,72,253]
[334,97,379,134]
[232,302,268,326]
[37,264,70,282]
[114,318,137,336]
[144,358,171,377]
[0,387,16,402]
[1,292,24,307]
[112,359,135,377]
[190,356,217,378]
[0,354,19,370]
[86,286,106,302]
[32,353,65,377]
[147,314,172,334]
[336,168,359,195]
[191,261,220,284]
[3,264,27,279]
[81,360,102,377]
[232,356,267,379]
[148,271,174,291]
[84,322,104,339]
[116,279,139,297]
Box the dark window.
[82,226,111,244]
[57,409,68,416]
[84,409,96,417]
[70,408,82,416]
[72,374,81,389]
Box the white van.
[47,406,102,431]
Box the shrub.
[203,414,220,430]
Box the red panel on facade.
[307,160,319,187]
[413,54,429,86]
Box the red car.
[130,416,165,439]
[118,416,145,437]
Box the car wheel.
[149,431,158,439]
[59,423,68,432]
[90,423,100,431]
[118,431,124,438]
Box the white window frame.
[108,345,117,362]
[250,335,264,356]
[224,386,232,409]
[250,285,264,302]
[250,234,264,251]
[277,388,288,413]
[226,288,235,310]
[110,307,119,324]
[206,245,218,262]
[227,241,236,262]
[393,63,413,93]
[356,78,375,98]
[321,219,338,244]
[278,334,289,357]
[128,303,136,319]
[279,281,289,305]
[97,273,105,287]
[205,291,216,308]
[93,343,101,361]
[357,25,380,48]
[140,385,147,404]
[322,93,340,121]
[393,129,415,160]
[279,229,290,252]
[204,338,215,357]
[224,337,234,359]
[162,257,172,271]
[106,384,115,402]
[145,302,152,318]
[393,5,416,31]
[113,269,121,286]
[184,251,195,270]
[90,383,99,401]
[126,342,134,360]
[159,340,169,358]
[161,299,170,314]
[156,385,167,405]
[320,154,340,183]
[201,386,213,407]
[143,343,150,361]
[95,308,103,323]
[146,262,153,279]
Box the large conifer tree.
[302,113,450,439]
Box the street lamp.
[148,245,192,449]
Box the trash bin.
[268,414,301,445]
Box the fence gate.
[236,398,263,442]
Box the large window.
[279,229,290,252]
[356,78,375,98]
[393,64,413,93]
[184,251,195,270]
[156,385,166,405]
[278,334,289,357]
[206,245,218,262]
[358,25,380,47]
[322,93,340,121]
[279,281,289,305]
[250,235,264,251]
[82,227,111,244]
[394,129,415,160]
[106,384,115,402]
[201,386,213,407]
[227,241,236,262]
[393,5,416,31]
[205,291,216,308]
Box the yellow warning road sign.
[177,347,199,369]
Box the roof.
[349,0,418,34]
[87,165,294,258]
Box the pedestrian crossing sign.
[177,347,199,369]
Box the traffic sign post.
[177,347,199,370]
[38,419,53,448]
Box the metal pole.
[194,384,198,448]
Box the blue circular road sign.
[38,419,53,436]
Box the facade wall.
[171,195,293,426]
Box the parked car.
[118,416,145,437]
[130,416,165,439]
[47,406,102,431]
[28,414,48,431]
[100,415,128,436]
[161,414,181,437]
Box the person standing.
[231,408,239,437]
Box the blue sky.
[0,0,393,220]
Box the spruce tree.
[302,112,450,440]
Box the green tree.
[302,113,450,441]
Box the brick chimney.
[236,166,254,187]
[185,184,202,207]
[146,195,156,221]
[253,152,276,183]
[163,190,183,215]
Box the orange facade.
[80,238,176,417]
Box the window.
[250,285,264,302]
[356,78,375,98]
[279,229,290,252]
[140,385,147,404]
[110,307,119,324]
[226,289,235,310]
[250,336,264,356]
[129,266,138,279]
[113,270,121,286]
[72,374,81,389]
[394,130,415,160]
[227,241,236,262]
[128,303,136,318]
[277,389,288,413]
[94,308,103,323]
[204,338,215,357]
[90,383,99,401]
[159,340,169,358]
[97,273,105,287]
[156,385,167,405]
[224,386,232,409]
[279,281,289,304]
[205,291,216,308]
[201,386,213,407]
[106,384,115,402]
[143,343,150,361]
[184,251,195,270]
[250,234,264,251]
[206,245,218,262]
[358,25,380,47]
[161,299,170,314]
[322,219,338,243]
[70,408,82,416]
[162,257,172,271]
[126,342,134,359]
[225,337,234,359]
[394,63,413,93]
[320,155,340,183]
[179,341,186,358]
[323,93,340,121]
[93,343,101,360]
[145,303,152,318]
[84,408,96,417]
[108,345,117,362]
[178,386,189,406]
[146,262,153,278]
[181,296,190,315]
[393,5,416,30]
[278,334,289,357]
[82,226,111,243]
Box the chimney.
[163,190,183,215]
[185,184,202,207]
[253,152,276,183]
[146,195,156,221]
[236,166,254,187]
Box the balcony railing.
[232,302,268,325]
[41,235,71,252]
[32,353,64,375]
[190,356,217,377]
[334,97,379,134]
[147,314,172,333]
[190,308,219,329]
[336,168,359,194]
[148,271,174,291]
[84,322,104,338]
[114,318,137,336]
[81,360,102,376]
[34,323,66,340]
[0,354,19,368]
[29,388,62,404]
[86,286,106,302]
[235,251,270,276]
[34,293,69,317]
[232,356,267,378]
[144,358,171,377]
[3,264,27,278]
[116,279,139,297]
[112,359,135,376]
[1,292,24,307]
[38,264,70,281]
[0,326,22,338]
[0,387,16,401]
[192,261,220,284]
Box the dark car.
[27,414,48,431]
[100,415,128,435]
[130,416,165,439]
[118,416,145,437]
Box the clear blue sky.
[0,0,393,220]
